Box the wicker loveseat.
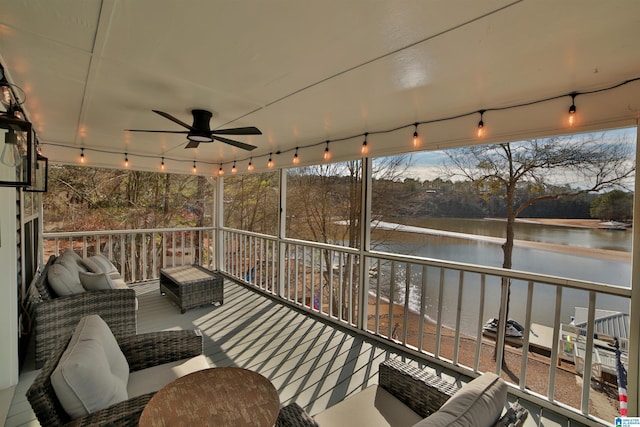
[26,315,206,426]
[27,252,137,368]
[277,359,528,427]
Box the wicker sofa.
[276,359,528,427]
[26,315,207,426]
[27,252,137,368]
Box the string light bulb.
[192,161,197,173]
[361,133,369,155]
[80,148,85,163]
[231,161,237,173]
[568,93,577,127]
[476,110,486,138]
[124,153,129,167]
[293,147,300,165]
[412,124,420,147]
[323,141,331,161]
[248,158,254,171]
[218,164,224,176]
[267,153,274,168]
[160,157,165,171]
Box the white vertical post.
[278,169,286,297]
[215,176,224,271]
[628,120,640,416]
[357,157,372,330]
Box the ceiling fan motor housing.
[188,109,213,142]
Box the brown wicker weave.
[27,255,138,368]
[276,359,528,426]
[26,328,203,427]
[160,264,224,313]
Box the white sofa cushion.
[413,372,507,427]
[313,385,423,427]
[84,254,120,275]
[51,315,130,419]
[127,354,210,398]
[47,263,85,296]
[79,271,116,291]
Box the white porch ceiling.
[1,0,640,175]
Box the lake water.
[371,217,631,334]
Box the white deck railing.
[44,226,631,424]
[43,227,216,282]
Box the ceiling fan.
[126,109,261,150]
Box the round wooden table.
[139,367,280,427]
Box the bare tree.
[287,155,412,319]
[445,133,635,361]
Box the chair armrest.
[494,402,528,427]
[32,288,137,368]
[378,359,459,417]
[119,329,203,371]
[65,392,154,427]
[275,403,319,427]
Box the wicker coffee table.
[138,367,280,427]
[160,265,223,313]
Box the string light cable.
[37,76,640,173]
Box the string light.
[323,141,331,161]
[160,157,165,171]
[568,93,577,126]
[412,124,419,147]
[192,161,197,173]
[476,110,486,138]
[40,76,640,174]
[218,164,224,176]
[361,133,369,155]
[124,153,129,167]
[231,161,237,173]
[80,148,85,163]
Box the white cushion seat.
[313,372,507,427]
[50,315,208,419]
[313,385,423,427]
[127,354,209,398]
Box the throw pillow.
[88,254,120,275]
[80,257,102,274]
[57,250,88,274]
[79,271,115,291]
[51,315,129,419]
[47,263,85,296]
[413,373,507,427]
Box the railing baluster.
[418,265,427,352]
[402,263,411,346]
[520,281,534,390]
[474,274,486,372]
[389,261,396,339]
[580,292,597,415]
[548,286,563,400]
[453,270,464,365]
[435,267,445,358]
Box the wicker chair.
[27,255,137,368]
[26,328,203,427]
[276,359,528,427]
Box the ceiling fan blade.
[153,110,193,130]
[211,126,262,136]
[213,135,257,151]
[185,140,200,149]
[126,129,189,134]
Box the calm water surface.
[372,218,631,334]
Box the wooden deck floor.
[5,278,594,426]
